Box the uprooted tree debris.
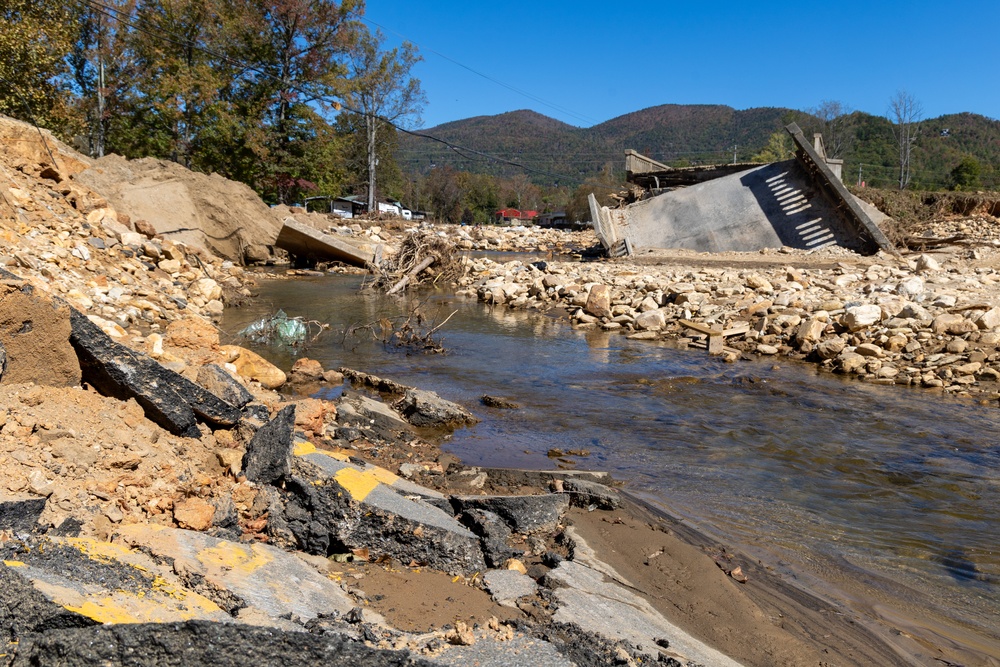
[370,232,467,294]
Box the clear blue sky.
[361,0,1000,129]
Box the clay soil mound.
[855,187,1000,226]
[75,155,283,263]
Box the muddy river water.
[221,271,1000,658]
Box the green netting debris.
[237,310,325,348]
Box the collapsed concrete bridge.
[589,123,895,257]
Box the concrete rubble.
[590,124,893,257]
[274,217,381,268]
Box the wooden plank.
[722,323,750,337]
[681,319,748,337]
[679,319,721,336]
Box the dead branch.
[387,253,438,295]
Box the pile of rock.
[460,248,1000,398]
[318,217,597,256]
[0,118,254,333]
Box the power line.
[349,12,600,127]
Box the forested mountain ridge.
[398,105,803,186]
[397,105,1000,191]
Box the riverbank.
[460,233,1000,402]
[1,114,997,665]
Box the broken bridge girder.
[274,218,380,268]
[784,122,897,256]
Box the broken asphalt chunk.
[0,494,47,533]
[482,569,538,608]
[0,537,231,626]
[451,494,570,535]
[115,524,355,621]
[241,404,295,485]
[69,308,240,436]
[544,559,743,666]
[458,508,518,568]
[10,620,438,667]
[284,444,485,574]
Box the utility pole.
[857,165,862,186]
[732,145,737,164]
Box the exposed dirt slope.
[75,155,282,263]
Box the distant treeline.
[4,3,997,223]
[398,105,1000,202]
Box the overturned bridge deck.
[592,125,894,257]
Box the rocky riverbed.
[460,240,1000,401]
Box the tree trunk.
[367,113,378,213]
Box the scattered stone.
[392,388,478,428]
[562,478,622,510]
[584,284,612,319]
[173,497,216,531]
[220,345,287,389]
[916,254,941,272]
[815,337,846,360]
[165,316,220,351]
[289,357,325,382]
[480,395,520,409]
[842,304,882,332]
[196,364,254,409]
[976,308,1000,330]
[836,351,867,374]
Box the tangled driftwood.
[371,233,466,294]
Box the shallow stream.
[220,271,1000,656]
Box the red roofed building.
[496,208,539,224]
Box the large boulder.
[219,345,286,389]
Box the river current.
[220,271,1000,655]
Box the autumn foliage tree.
[0,1,77,129]
[340,28,424,212]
